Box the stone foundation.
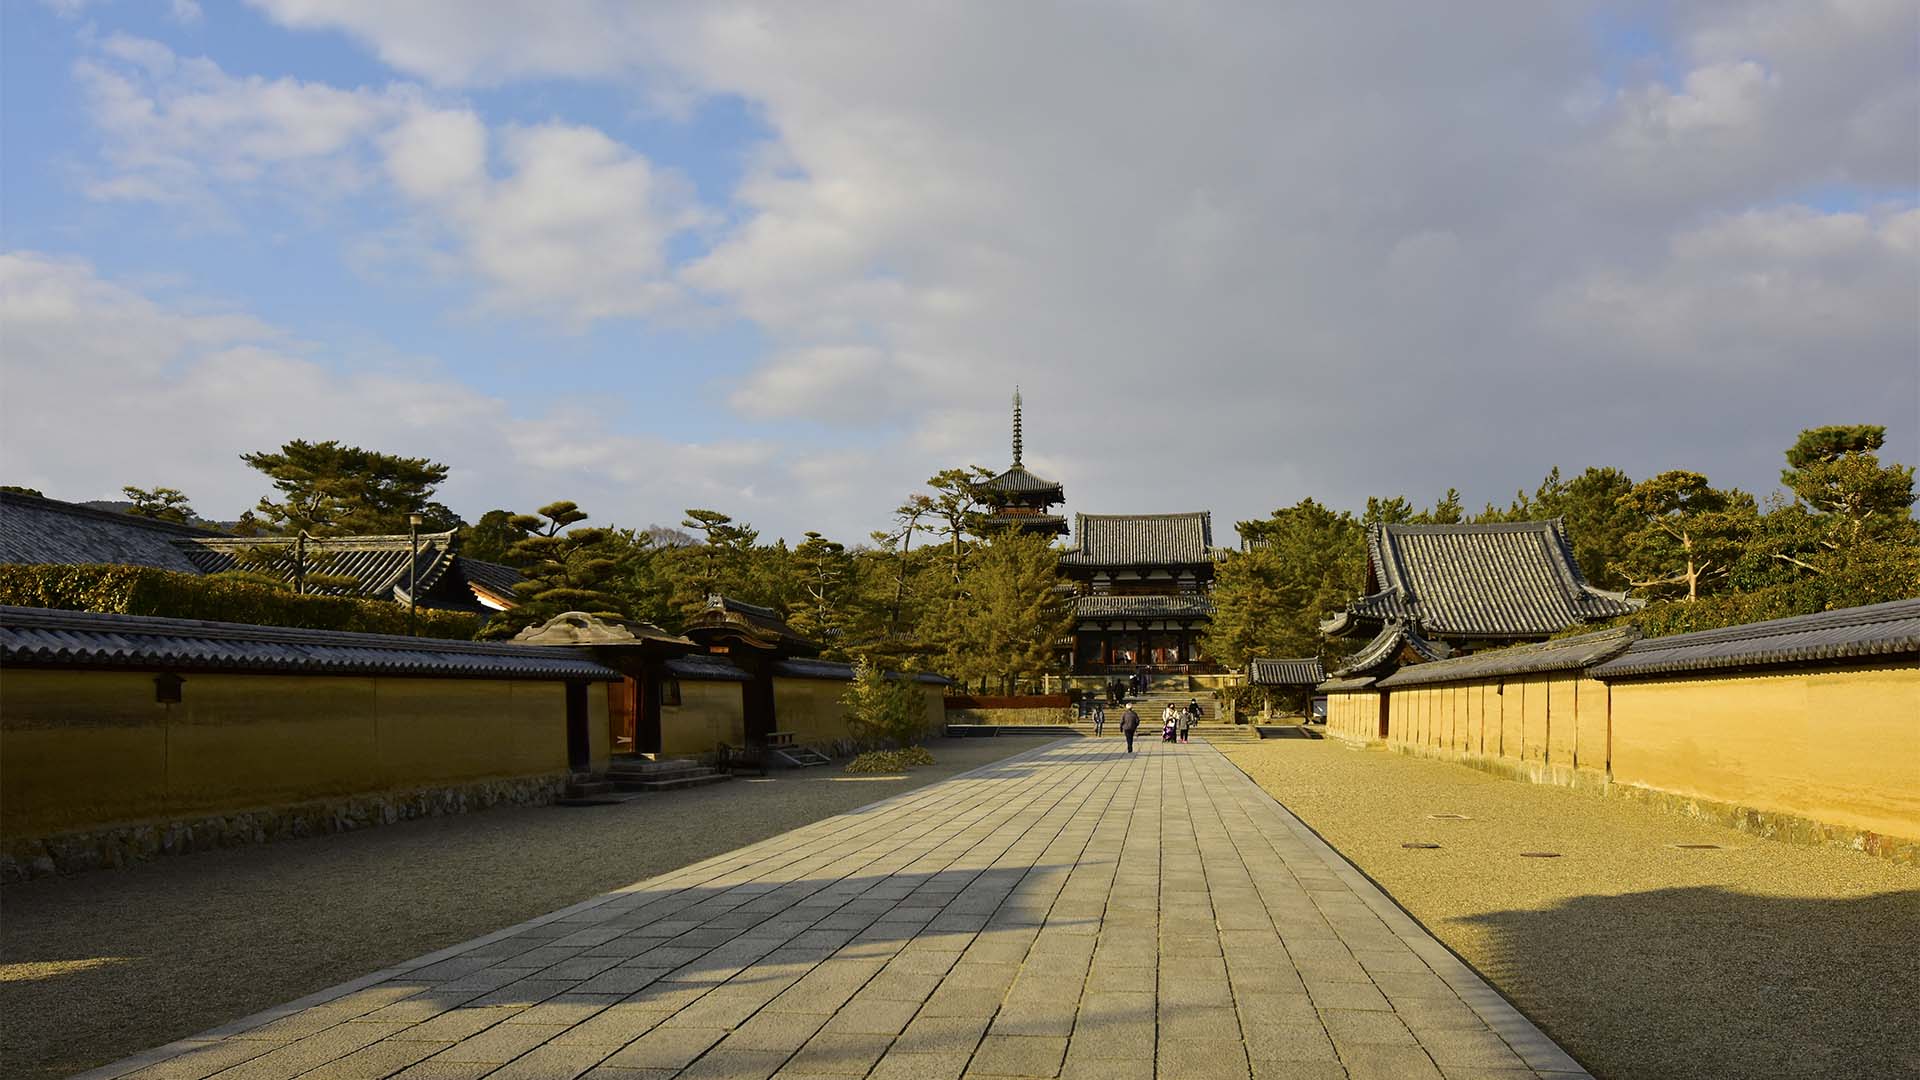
[1,772,568,884]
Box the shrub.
[841,657,931,747]
[844,746,935,774]
[0,563,482,639]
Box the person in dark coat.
[1119,705,1140,753]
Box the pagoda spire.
[1012,386,1024,467]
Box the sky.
[2,1,1916,545]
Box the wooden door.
[608,677,638,755]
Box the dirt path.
[1218,737,1920,1080]
[0,738,1041,1080]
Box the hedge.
[0,563,482,640]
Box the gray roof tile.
[0,605,617,680]
[1332,620,1449,677]
[1073,594,1215,620]
[1061,513,1213,567]
[0,492,218,573]
[1249,657,1327,685]
[982,465,1063,496]
[1376,626,1639,688]
[1326,520,1639,640]
[1590,599,1920,680]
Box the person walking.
[1120,704,1140,753]
[1093,702,1106,737]
[1162,703,1178,743]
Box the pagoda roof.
[1061,512,1213,568]
[983,464,1063,497]
[1322,520,1640,640]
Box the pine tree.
[948,530,1072,692]
[122,485,196,524]
[789,531,853,657]
[1614,472,1756,601]
[240,440,461,535]
[478,502,628,637]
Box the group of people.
[1101,671,1152,705]
[1097,696,1205,752]
[1162,698,1203,743]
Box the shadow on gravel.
[1460,885,1920,1080]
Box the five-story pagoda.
[981,388,1068,537]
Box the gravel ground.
[1218,738,1920,1080]
[0,737,1044,1080]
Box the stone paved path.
[83,739,1588,1080]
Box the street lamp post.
[408,513,422,636]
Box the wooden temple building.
[1061,511,1219,674]
[1320,519,1641,681]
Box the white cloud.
[0,252,794,528]
[86,3,1920,530]
[75,38,708,327]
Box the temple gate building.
[1320,519,1641,681]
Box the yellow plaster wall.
[1546,675,1578,766]
[1325,690,1379,743]
[1573,677,1608,773]
[1,669,602,839]
[772,676,853,744]
[659,681,745,756]
[1609,665,1920,841]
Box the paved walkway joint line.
[81,739,1590,1080]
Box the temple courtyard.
[9,734,1915,1080]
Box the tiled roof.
[1332,621,1449,678]
[666,654,753,682]
[1316,675,1379,693]
[982,465,1063,497]
[180,533,459,602]
[1324,520,1640,640]
[0,493,523,613]
[0,492,220,574]
[1590,599,1920,680]
[1073,594,1216,620]
[684,594,819,657]
[1249,657,1327,685]
[1376,626,1639,688]
[1061,513,1213,567]
[0,605,618,680]
[461,558,524,598]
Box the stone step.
[772,747,832,768]
[617,771,732,793]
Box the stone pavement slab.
[79,739,1589,1079]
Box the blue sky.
[3,1,1915,542]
